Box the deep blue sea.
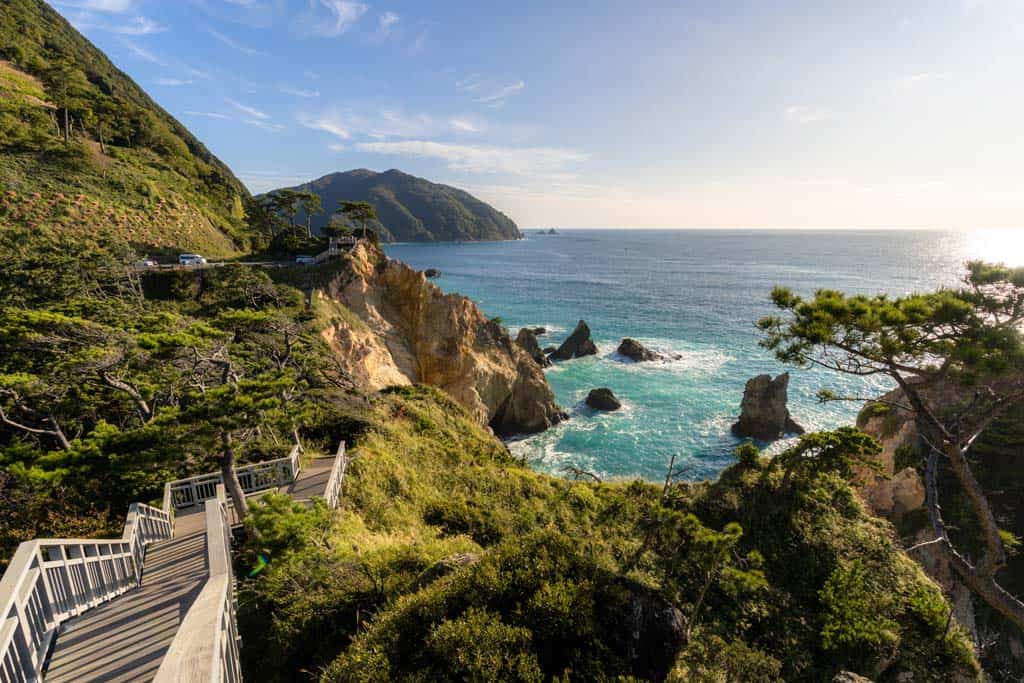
[386,229,1021,481]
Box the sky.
[50,0,1024,229]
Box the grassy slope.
[238,385,979,682]
[0,0,250,257]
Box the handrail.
[164,445,303,511]
[154,484,241,682]
[323,441,348,510]
[0,502,171,680]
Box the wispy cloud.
[156,78,193,86]
[298,108,446,140]
[243,119,285,133]
[122,40,166,65]
[355,140,588,175]
[208,28,267,55]
[457,76,526,108]
[297,0,368,37]
[226,98,269,119]
[279,85,321,98]
[73,14,166,35]
[784,105,831,125]
[328,143,347,152]
[378,11,399,35]
[55,0,135,12]
[297,112,351,140]
[185,110,232,120]
[450,118,481,133]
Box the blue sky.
[51,0,1024,228]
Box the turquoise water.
[385,229,1012,481]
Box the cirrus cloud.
[355,140,588,175]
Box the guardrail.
[154,485,241,683]
[0,503,171,681]
[324,441,348,510]
[165,445,302,511]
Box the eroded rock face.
[550,320,598,361]
[318,243,567,436]
[731,372,805,440]
[586,388,621,411]
[612,579,686,682]
[515,327,551,368]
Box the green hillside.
[267,168,521,242]
[0,0,250,258]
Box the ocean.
[385,229,1021,481]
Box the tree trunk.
[924,440,1024,631]
[219,430,249,523]
[101,372,152,422]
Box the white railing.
[323,441,348,510]
[165,445,303,511]
[154,485,242,683]
[0,503,171,682]
[314,236,361,264]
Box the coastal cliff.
[316,243,566,435]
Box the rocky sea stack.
[550,320,599,361]
[586,388,622,411]
[616,338,680,362]
[731,372,804,440]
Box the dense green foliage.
[238,386,978,682]
[0,229,350,565]
[0,0,250,255]
[264,168,521,242]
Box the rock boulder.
[586,388,622,411]
[550,320,598,361]
[731,372,805,440]
[617,338,679,362]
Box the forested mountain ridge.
[0,0,250,257]
[265,168,522,242]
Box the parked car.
[178,253,207,266]
[138,258,158,268]
[295,255,316,265]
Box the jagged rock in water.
[731,372,804,440]
[531,326,547,335]
[586,388,622,411]
[550,320,598,361]
[319,243,567,436]
[423,268,441,278]
[515,327,551,368]
[616,338,679,362]
[414,553,480,589]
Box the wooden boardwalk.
[41,456,339,682]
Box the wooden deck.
[41,457,338,682]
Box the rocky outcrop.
[586,388,621,411]
[515,327,551,368]
[423,268,441,278]
[731,372,804,440]
[611,579,686,681]
[616,338,679,362]
[550,320,598,361]
[318,243,566,436]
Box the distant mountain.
[0,0,250,256]
[268,169,521,243]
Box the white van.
[178,253,207,266]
